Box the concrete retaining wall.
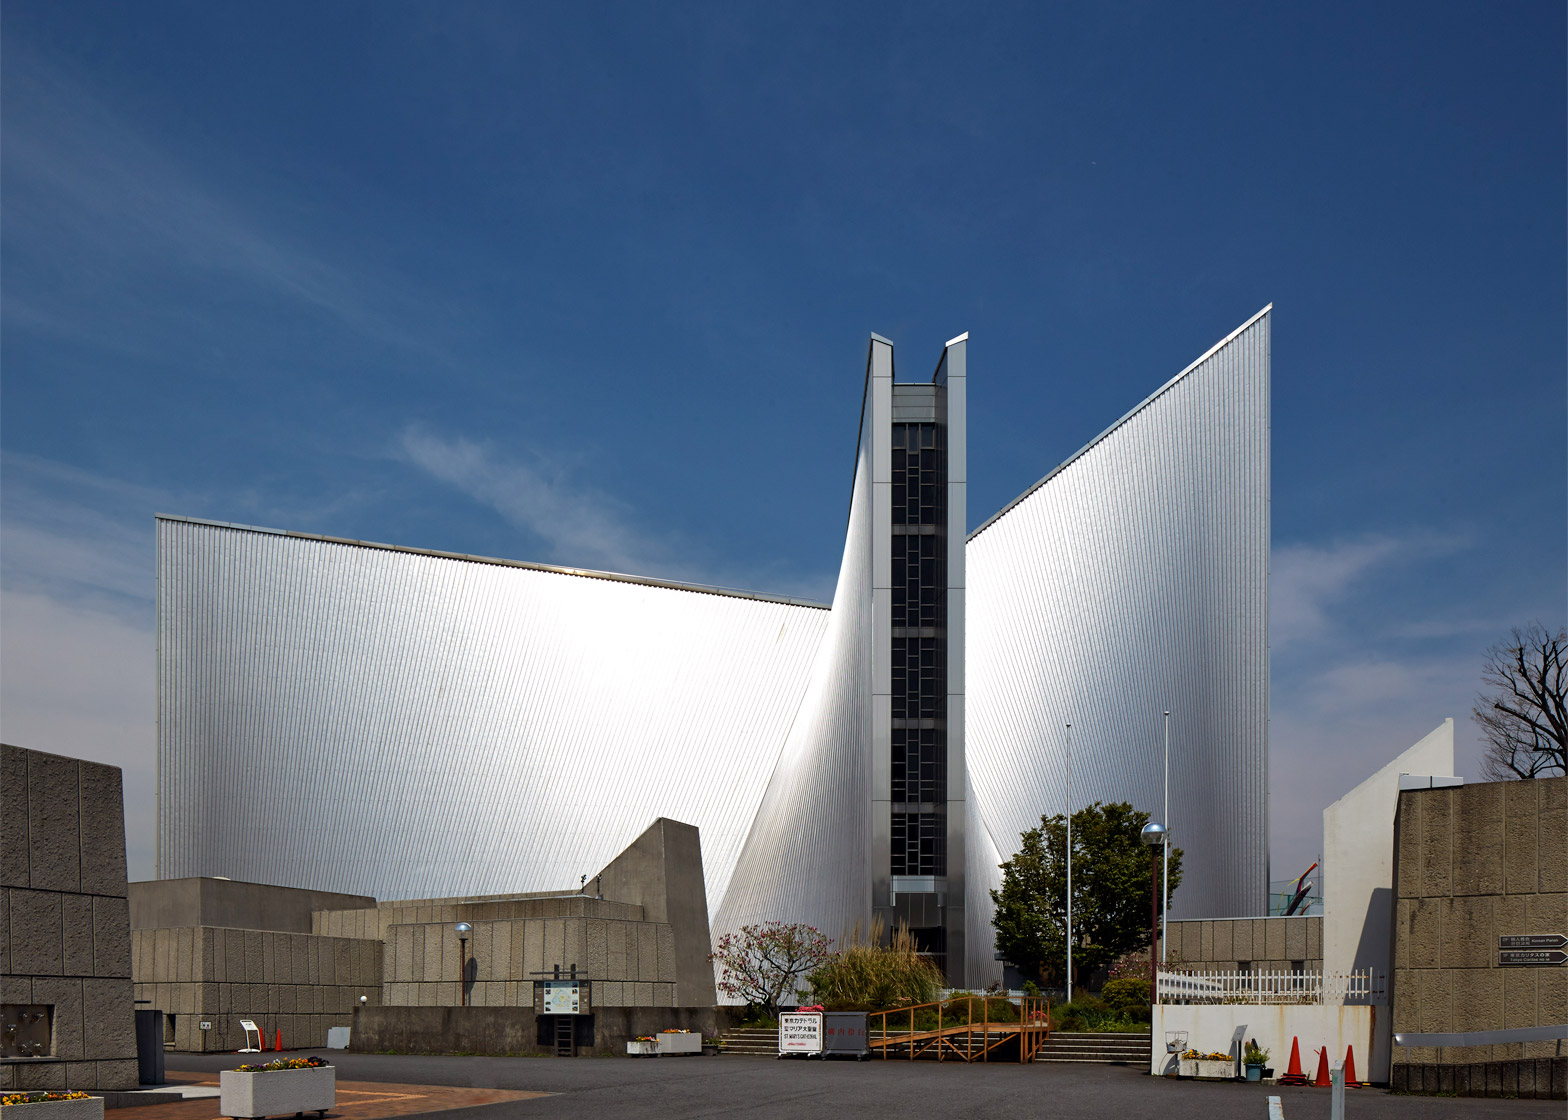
[348,1004,741,1057]
[1392,776,1567,1069]
[1151,1004,1384,1082]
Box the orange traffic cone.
[1278,1037,1308,1085]
[273,1028,283,1052]
[1344,1045,1361,1087]
[1313,1046,1331,1087]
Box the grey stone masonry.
[1392,775,1567,1070]
[1165,915,1322,974]
[378,900,679,1009]
[1,744,138,1091]
[129,926,382,1052]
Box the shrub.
[807,922,943,1011]
[1101,977,1150,1016]
[1055,996,1114,1031]
[1021,980,1041,997]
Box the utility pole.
[1162,710,1170,964]
[1065,721,1073,1005]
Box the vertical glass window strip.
[889,421,946,878]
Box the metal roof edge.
[968,303,1272,542]
[153,513,832,610]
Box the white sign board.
[779,1012,823,1054]
[541,981,582,1014]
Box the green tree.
[990,802,1182,989]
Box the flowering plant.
[633,1036,658,1042]
[659,1028,691,1033]
[1181,1048,1232,1061]
[709,922,831,1015]
[2,1093,94,1105]
[234,1055,330,1073]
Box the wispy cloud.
[397,426,837,601]
[1266,529,1493,882]
[398,427,671,576]
[2,47,454,365]
[1271,532,1466,650]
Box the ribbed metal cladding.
[155,516,829,907]
[963,307,1271,984]
[712,390,876,946]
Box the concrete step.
[1034,1032,1151,1064]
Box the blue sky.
[3,1,1563,886]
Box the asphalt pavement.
[166,1051,1561,1120]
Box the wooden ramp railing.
[868,996,1050,1064]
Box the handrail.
[866,995,1051,1064]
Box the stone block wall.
[381,912,677,1008]
[1165,916,1323,973]
[1392,776,1567,1072]
[1,745,138,1091]
[131,927,381,1051]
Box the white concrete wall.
[1151,1004,1385,1083]
[1322,720,1455,983]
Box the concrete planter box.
[0,1097,104,1120]
[219,1065,335,1118]
[657,1033,701,1055]
[626,1040,659,1056]
[1178,1059,1235,1080]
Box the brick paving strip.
[116,1072,549,1120]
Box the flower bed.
[220,1059,335,1118]
[626,1037,660,1057]
[0,1093,102,1120]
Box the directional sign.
[1499,934,1567,951]
[1499,949,1568,967]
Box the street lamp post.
[1140,823,1166,1010]
[455,922,472,1007]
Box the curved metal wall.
[963,307,1271,983]
[712,400,876,946]
[156,516,829,907]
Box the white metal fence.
[1157,969,1385,1005]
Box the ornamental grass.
[806,921,943,1012]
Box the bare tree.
[1474,623,1567,780]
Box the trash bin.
[820,1012,869,1060]
[135,1009,165,1085]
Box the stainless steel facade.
[157,310,1268,989]
[963,306,1271,984]
[155,516,830,908]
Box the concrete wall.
[380,911,677,1008]
[1,744,138,1091]
[1392,775,1567,1074]
[1166,916,1322,973]
[593,818,715,1006]
[1151,1004,1381,1082]
[313,895,642,941]
[349,1004,742,1057]
[131,878,374,934]
[131,926,382,1051]
[1323,719,1454,986]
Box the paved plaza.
[160,1052,1561,1120]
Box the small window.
[165,1014,176,1044]
[1236,960,1252,976]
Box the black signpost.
[1498,934,1567,966]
